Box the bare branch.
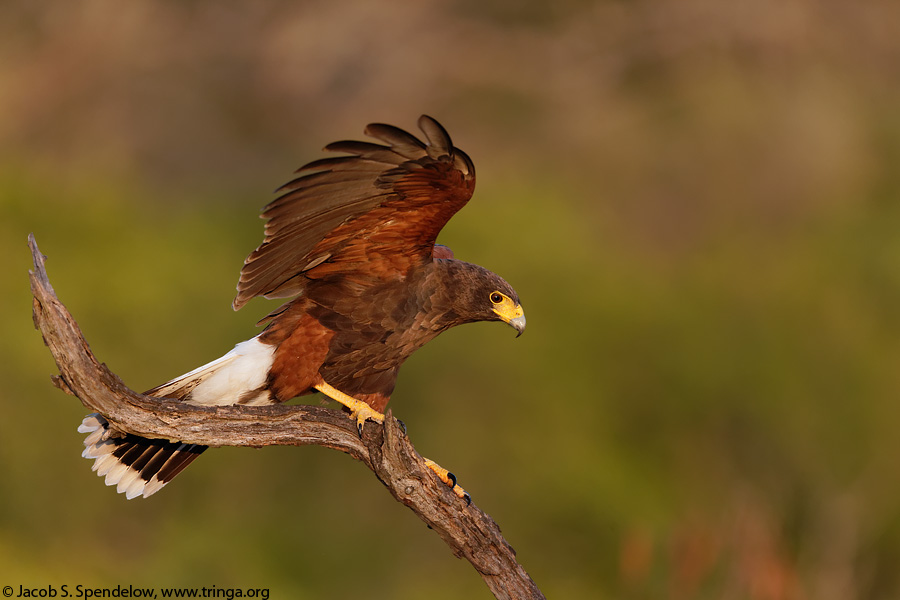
[27,233,544,600]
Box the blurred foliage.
[3,0,900,598]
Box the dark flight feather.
[233,115,476,310]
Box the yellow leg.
[315,381,471,505]
[314,381,384,436]
[424,458,471,505]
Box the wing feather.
[319,141,409,165]
[233,115,475,310]
[415,114,454,158]
[362,123,427,158]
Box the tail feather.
[79,414,206,499]
[77,336,276,498]
[143,351,239,401]
[144,336,275,406]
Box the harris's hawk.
[78,116,525,501]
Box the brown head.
[433,259,525,337]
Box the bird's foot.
[424,458,471,505]
[314,381,384,436]
[314,381,469,503]
[349,403,384,436]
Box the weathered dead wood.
[27,233,544,600]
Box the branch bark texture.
[28,233,544,600]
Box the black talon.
[397,419,407,435]
[463,492,472,506]
[357,422,364,437]
[446,471,457,488]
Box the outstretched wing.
[233,115,475,310]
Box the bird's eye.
[490,292,504,304]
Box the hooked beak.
[508,313,526,338]
[493,303,526,338]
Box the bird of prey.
[78,115,525,500]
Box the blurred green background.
[3,1,900,598]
